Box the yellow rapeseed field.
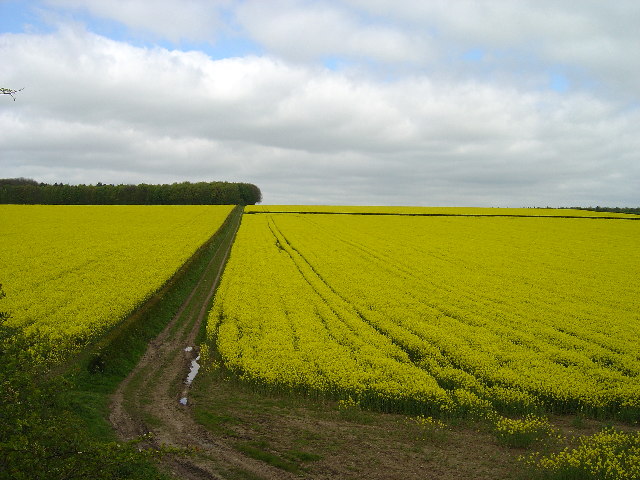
[526,428,640,480]
[209,211,640,420]
[246,205,640,218]
[0,205,233,359]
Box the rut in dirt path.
[109,210,296,480]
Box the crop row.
[209,213,640,420]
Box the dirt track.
[109,211,295,480]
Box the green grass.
[234,441,303,474]
[286,450,323,462]
[193,410,243,436]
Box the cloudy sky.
[1,0,639,206]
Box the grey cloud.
[1,19,639,206]
[343,0,640,100]
[235,0,430,65]
[35,0,640,100]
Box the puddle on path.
[179,346,200,406]
[186,355,201,385]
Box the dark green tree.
[0,180,262,205]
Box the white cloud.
[342,0,640,99]
[43,0,230,43]
[235,0,429,65]
[29,1,640,99]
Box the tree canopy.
[0,180,262,205]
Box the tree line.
[572,206,640,215]
[0,178,262,205]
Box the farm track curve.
[109,209,294,480]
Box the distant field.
[246,205,640,218]
[0,205,233,359]
[209,211,640,420]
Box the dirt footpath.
[109,212,293,480]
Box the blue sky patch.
[462,48,484,62]
[549,72,569,93]
[0,0,46,34]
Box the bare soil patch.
[190,371,523,480]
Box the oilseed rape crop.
[209,210,640,421]
[1,205,233,360]
[526,428,640,480]
[246,205,640,218]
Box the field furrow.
[209,212,640,420]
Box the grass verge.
[59,205,243,476]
